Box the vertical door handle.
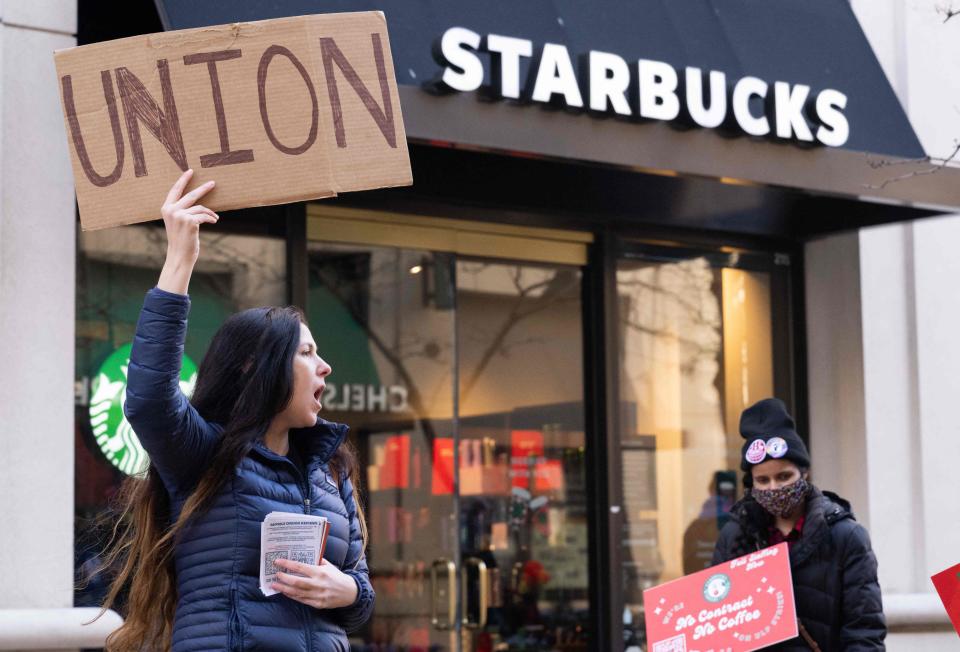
[461,557,489,629]
[510,561,524,605]
[430,558,456,630]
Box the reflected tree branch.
[310,259,440,441]
[617,261,723,375]
[459,267,580,402]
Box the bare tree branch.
[617,277,721,328]
[936,2,960,22]
[621,319,720,358]
[310,260,441,442]
[864,140,960,190]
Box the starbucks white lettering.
[440,26,484,92]
[588,51,631,115]
[486,34,533,99]
[637,58,680,121]
[685,67,727,128]
[531,43,583,107]
[774,81,814,141]
[731,76,770,136]
[435,26,849,147]
[814,89,849,146]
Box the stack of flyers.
[259,511,330,596]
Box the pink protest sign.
[931,561,960,637]
[643,542,798,652]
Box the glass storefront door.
[613,245,792,651]
[307,235,589,652]
[308,243,459,651]
[456,260,587,652]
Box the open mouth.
[313,386,324,404]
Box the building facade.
[801,1,960,648]
[2,0,959,650]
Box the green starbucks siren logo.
[89,343,198,475]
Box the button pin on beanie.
[765,437,788,459]
[738,398,810,471]
[745,439,767,464]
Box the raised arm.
[124,170,221,496]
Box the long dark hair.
[96,306,366,651]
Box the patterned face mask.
[752,476,809,518]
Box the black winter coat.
[712,487,885,650]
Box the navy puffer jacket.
[712,486,885,650]
[124,287,374,651]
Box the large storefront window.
[74,224,286,604]
[307,232,588,651]
[73,215,794,652]
[616,249,784,650]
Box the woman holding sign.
[712,398,885,651]
[95,170,373,651]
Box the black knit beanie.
[739,398,810,471]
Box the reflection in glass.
[306,247,589,651]
[74,225,286,606]
[616,257,774,649]
[457,261,588,652]
[308,243,458,651]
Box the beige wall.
[0,0,77,612]
[805,220,960,647]
[851,0,960,161]
[805,2,960,647]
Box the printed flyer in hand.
[643,542,797,652]
[259,511,330,596]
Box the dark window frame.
[584,234,804,652]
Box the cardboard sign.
[54,12,412,230]
[931,561,960,637]
[643,542,798,652]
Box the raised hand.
[157,169,218,295]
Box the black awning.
[139,0,960,219]
[153,0,924,159]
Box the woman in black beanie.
[712,398,886,651]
